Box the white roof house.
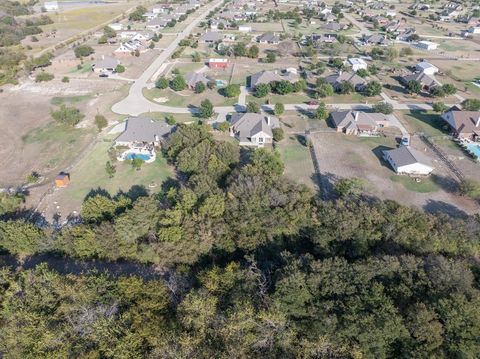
[415,61,439,75]
[347,58,368,72]
[383,146,434,175]
[416,40,438,51]
[109,23,123,31]
[238,25,252,32]
[44,1,58,11]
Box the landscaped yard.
[399,110,448,137]
[390,175,440,193]
[143,88,238,107]
[57,141,173,204]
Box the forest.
[0,125,479,358]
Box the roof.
[402,72,439,88]
[324,72,367,88]
[200,31,224,42]
[347,58,367,66]
[185,72,210,88]
[384,146,433,168]
[94,56,119,69]
[116,117,173,143]
[442,110,480,134]
[229,113,280,139]
[330,111,387,131]
[249,70,298,87]
[258,32,280,43]
[416,61,438,70]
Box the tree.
[386,47,399,62]
[115,64,125,74]
[265,51,276,63]
[246,101,260,113]
[103,25,116,38]
[149,42,155,49]
[0,192,24,215]
[131,157,144,170]
[274,80,294,95]
[105,161,116,178]
[430,86,445,98]
[222,84,240,98]
[272,127,284,142]
[165,114,176,125]
[81,194,117,223]
[94,114,108,131]
[442,83,456,96]
[356,68,369,78]
[462,99,480,111]
[293,80,307,93]
[217,122,229,132]
[198,99,214,118]
[314,102,329,120]
[365,81,382,97]
[369,65,379,75]
[459,179,480,199]
[374,102,394,114]
[316,83,334,98]
[407,80,422,94]
[51,105,84,126]
[334,177,364,197]
[0,220,44,256]
[129,5,147,21]
[195,81,206,94]
[155,77,169,89]
[247,45,259,58]
[330,57,344,70]
[191,52,201,62]
[274,103,284,116]
[170,74,187,91]
[432,102,447,113]
[339,80,354,94]
[74,45,94,58]
[255,83,270,98]
[233,42,247,57]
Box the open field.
[311,132,478,217]
[143,87,238,107]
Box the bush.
[374,102,394,114]
[246,101,260,113]
[198,99,214,119]
[170,74,187,91]
[314,102,329,120]
[51,105,85,126]
[221,84,240,98]
[272,127,284,142]
[432,102,447,113]
[74,45,94,58]
[217,121,229,132]
[195,81,206,94]
[115,64,125,73]
[94,114,108,131]
[35,72,54,82]
[462,99,480,111]
[274,103,285,116]
[365,81,382,97]
[459,179,480,200]
[155,77,169,89]
[316,83,334,98]
[255,83,270,98]
[62,76,69,83]
[165,115,176,125]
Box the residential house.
[468,26,480,34]
[92,56,120,73]
[312,33,337,44]
[146,17,170,30]
[152,5,167,14]
[401,71,440,91]
[44,1,59,12]
[346,58,368,72]
[114,40,143,55]
[442,110,480,140]
[229,113,280,148]
[238,25,252,32]
[109,23,123,31]
[396,27,417,41]
[248,69,298,88]
[324,13,337,23]
[385,19,406,33]
[322,21,347,31]
[362,34,390,46]
[132,31,153,42]
[416,40,438,50]
[142,12,157,21]
[208,58,228,69]
[324,71,367,92]
[383,146,434,175]
[199,31,224,43]
[330,110,390,135]
[210,19,231,30]
[415,61,439,75]
[115,117,174,147]
[185,72,211,89]
[257,32,280,44]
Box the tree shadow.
[116,185,149,201]
[423,199,468,219]
[84,187,111,200]
[294,134,308,147]
[430,174,459,193]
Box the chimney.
[267,116,271,126]
[354,112,359,122]
[476,117,480,127]
[102,55,105,60]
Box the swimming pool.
[466,143,480,158]
[125,153,151,161]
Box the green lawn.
[140,112,197,124]
[247,92,311,105]
[277,136,315,189]
[50,95,92,106]
[69,62,92,74]
[143,88,237,107]
[403,111,448,137]
[390,175,440,193]
[58,141,173,203]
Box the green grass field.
[143,88,237,107]
[50,95,92,105]
[277,136,315,189]
[402,111,448,137]
[390,175,440,193]
[58,141,173,203]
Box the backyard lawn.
[400,110,448,137]
[390,175,440,193]
[277,136,316,189]
[143,88,238,107]
[58,141,173,204]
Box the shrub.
[115,64,125,73]
[217,121,229,132]
[94,114,108,131]
[272,127,284,142]
[198,99,214,118]
[274,102,285,116]
[155,77,169,89]
[62,76,69,83]
[374,102,394,114]
[51,105,84,126]
[165,115,176,125]
[74,45,94,58]
[255,83,270,98]
[221,84,241,98]
[194,81,206,94]
[246,101,260,113]
[170,74,187,91]
[35,72,54,82]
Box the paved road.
[111,0,224,116]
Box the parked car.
[99,73,109,78]
[400,136,410,146]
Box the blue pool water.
[125,153,151,161]
[466,143,480,158]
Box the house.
[416,40,438,51]
[185,72,211,89]
[210,19,231,30]
[362,34,390,46]
[312,33,337,44]
[114,40,142,55]
[442,110,480,140]
[238,25,252,32]
[142,12,157,21]
[385,19,406,33]
[401,71,440,91]
[383,146,434,175]
[397,27,417,41]
[44,1,58,12]
[324,13,337,23]
[468,26,480,34]
[346,58,368,72]
[208,58,228,69]
[257,32,280,44]
[229,113,280,148]
[55,173,70,188]
[322,21,347,31]
[199,31,224,43]
[330,110,390,135]
[115,117,173,147]
[92,56,120,73]
[152,6,167,14]
[109,23,123,31]
[132,31,153,42]
[324,72,367,92]
[146,17,170,30]
[248,69,298,88]
[415,61,439,75]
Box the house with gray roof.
[199,31,224,43]
[115,117,174,147]
[146,17,171,30]
[442,110,480,140]
[92,56,120,73]
[229,113,280,147]
[330,110,390,135]
[401,71,440,91]
[185,72,211,89]
[324,71,367,92]
[362,34,390,46]
[248,69,299,88]
[322,21,347,31]
[257,32,280,44]
[383,146,434,175]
